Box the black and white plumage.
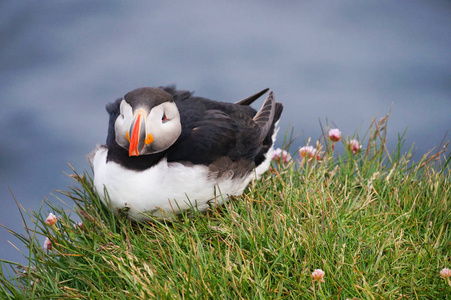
[91,86,283,220]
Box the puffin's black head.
[114,87,182,156]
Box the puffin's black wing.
[167,91,280,166]
[167,108,261,165]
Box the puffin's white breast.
[92,147,254,220]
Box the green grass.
[1,116,450,299]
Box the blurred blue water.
[1,1,450,266]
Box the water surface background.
[1,1,450,265]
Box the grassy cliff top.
[1,117,450,299]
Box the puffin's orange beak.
[127,110,153,156]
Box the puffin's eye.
[162,113,168,123]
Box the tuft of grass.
[1,116,450,299]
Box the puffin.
[91,86,283,221]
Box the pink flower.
[31,279,40,286]
[440,268,451,279]
[328,128,342,142]
[299,146,318,160]
[74,222,85,230]
[43,237,52,251]
[311,269,325,282]
[45,213,57,226]
[348,139,362,154]
[272,148,291,163]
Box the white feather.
[92,147,254,221]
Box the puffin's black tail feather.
[254,98,283,167]
[253,91,276,144]
[274,102,283,124]
[262,101,283,149]
[235,88,269,106]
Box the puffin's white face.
[114,99,181,156]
